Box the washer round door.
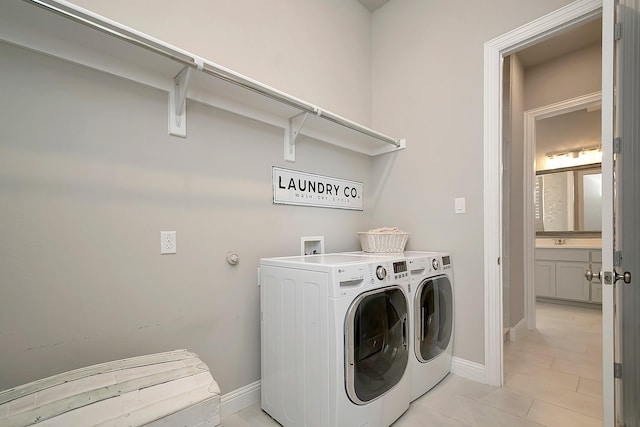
[344,286,409,405]
[414,275,453,362]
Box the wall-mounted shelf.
[0,0,406,162]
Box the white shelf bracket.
[284,112,310,162]
[169,65,195,138]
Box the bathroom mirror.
[535,163,601,235]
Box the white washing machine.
[259,253,411,427]
[405,251,454,402]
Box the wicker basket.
[357,232,409,253]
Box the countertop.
[535,238,601,249]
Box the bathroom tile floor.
[502,302,603,427]
[222,302,603,426]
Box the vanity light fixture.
[545,145,602,159]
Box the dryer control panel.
[440,255,452,270]
[392,260,408,280]
[407,253,453,284]
[430,255,452,271]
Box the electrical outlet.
[160,231,176,254]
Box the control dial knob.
[376,266,387,280]
[432,258,440,270]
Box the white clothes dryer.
[259,253,411,427]
[405,251,454,402]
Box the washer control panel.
[392,260,408,280]
[366,260,410,286]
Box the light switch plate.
[455,197,466,214]
[161,231,177,254]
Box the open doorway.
[500,12,604,426]
[502,17,602,342]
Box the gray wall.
[1,0,595,393]
[369,0,575,365]
[509,54,526,329]
[525,43,602,111]
[69,0,373,126]
[0,41,374,392]
[502,56,512,331]
[536,109,602,170]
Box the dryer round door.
[414,276,453,362]
[344,286,409,405]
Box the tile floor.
[222,302,603,426]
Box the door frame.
[482,0,602,387]
[523,91,602,330]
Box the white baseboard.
[220,380,261,419]
[509,317,528,342]
[451,356,487,384]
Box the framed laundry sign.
[272,167,364,211]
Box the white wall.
[369,0,575,364]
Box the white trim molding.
[523,91,602,332]
[451,357,487,384]
[220,380,261,419]
[508,317,529,342]
[483,0,602,387]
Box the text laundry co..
[272,167,364,211]
[278,176,360,198]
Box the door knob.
[585,269,602,282]
[614,270,631,284]
[585,269,593,281]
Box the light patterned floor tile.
[508,340,600,366]
[526,400,602,427]
[550,357,602,381]
[524,333,588,353]
[391,402,470,426]
[433,374,497,401]
[505,372,602,419]
[503,347,554,368]
[420,393,544,427]
[560,329,603,346]
[577,377,603,397]
[477,388,534,418]
[503,360,580,392]
[504,302,604,421]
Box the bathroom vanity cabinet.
[535,247,602,304]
